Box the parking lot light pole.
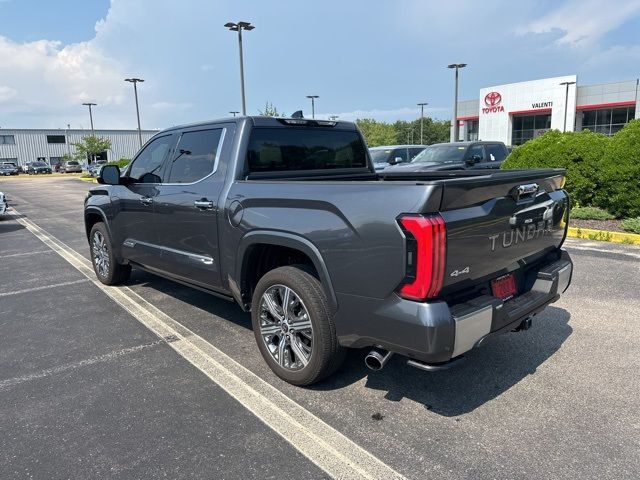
[560,81,576,132]
[224,21,255,116]
[82,102,97,131]
[229,111,240,117]
[125,78,145,148]
[306,95,319,118]
[417,102,428,144]
[447,63,466,142]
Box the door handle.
[194,199,214,210]
[140,196,153,206]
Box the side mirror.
[388,156,403,165]
[466,154,482,165]
[98,164,120,185]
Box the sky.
[1,0,639,130]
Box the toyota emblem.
[484,91,502,107]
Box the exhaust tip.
[365,348,393,371]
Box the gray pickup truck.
[85,116,572,385]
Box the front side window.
[167,128,223,183]
[128,134,173,183]
[247,128,367,172]
[466,144,484,161]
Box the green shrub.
[107,158,131,168]
[621,217,640,234]
[594,120,640,218]
[570,206,615,220]
[501,129,610,207]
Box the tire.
[251,266,345,386]
[89,222,131,285]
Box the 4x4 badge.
[450,266,470,277]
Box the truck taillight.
[397,214,446,301]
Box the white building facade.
[455,76,639,145]
[0,129,158,168]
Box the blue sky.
[1,0,639,130]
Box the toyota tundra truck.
[85,116,572,386]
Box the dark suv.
[386,141,509,172]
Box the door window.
[128,135,174,183]
[167,128,224,183]
[409,148,425,160]
[485,144,507,162]
[392,148,408,162]
[466,144,485,162]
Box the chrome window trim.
[163,127,227,186]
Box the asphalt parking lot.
[1,176,639,479]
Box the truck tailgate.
[437,169,568,293]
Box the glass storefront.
[580,106,636,136]
[465,119,479,141]
[511,113,551,145]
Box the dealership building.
[0,128,157,168]
[454,75,639,145]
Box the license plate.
[491,273,517,300]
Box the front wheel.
[89,222,131,285]
[251,266,345,386]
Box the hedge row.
[502,119,640,218]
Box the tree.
[355,119,396,147]
[72,135,112,164]
[258,102,285,117]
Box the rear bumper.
[335,249,572,363]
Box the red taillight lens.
[397,214,446,301]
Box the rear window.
[67,161,79,165]
[247,128,367,173]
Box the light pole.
[447,63,466,142]
[229,111,240,117]
[65,123,71,157]
[125,78,145,147]
[417,102,428,144]
[82,102,97,131]
[306,95,319,118]
[224,21,255,116]
[560,81,576,132]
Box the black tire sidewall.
[89,223,123,285]
[251,266,337,386]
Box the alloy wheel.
[92,231,110,278]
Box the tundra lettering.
[489,220,554,252]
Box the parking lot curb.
[567,226,640,246]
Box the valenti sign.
[482,91,504,114]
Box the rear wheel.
[251,266,345,386]
[89,222,131,285]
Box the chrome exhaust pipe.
[365,348,393,371]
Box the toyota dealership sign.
[477,75,577,144]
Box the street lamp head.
[417,102,428,106]
[82,102,97,107]
[306,95,319,99]
[447,63,467,69]
[125,78,145,83]
[225,21,254,31]
[560,81,576,86]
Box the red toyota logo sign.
[484,91,502,107]
[482,91,505,114]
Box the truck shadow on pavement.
[316,306,572,417]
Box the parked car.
[0,191,7,215]
[61,160,83,173]
[89,160,108,177]
[369,145,427,171]
[386,141,509,172]
[27,161,52,174]
[0,163,19,176]
[86,116,572,386]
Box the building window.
[46,135,66,144]
[512,113,551,145]
[0,135,16,145]
[465,120,479,141]
[581,106,635,136]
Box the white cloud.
[517,0,640,46]
[0,85,17,102]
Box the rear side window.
[486,144,507,162]
[168,128,223,183]
[467,144,484,160]
[409,147,425,159]
[247,128,367,172]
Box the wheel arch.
[235,231,337,313]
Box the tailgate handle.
[512,183,539,202]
